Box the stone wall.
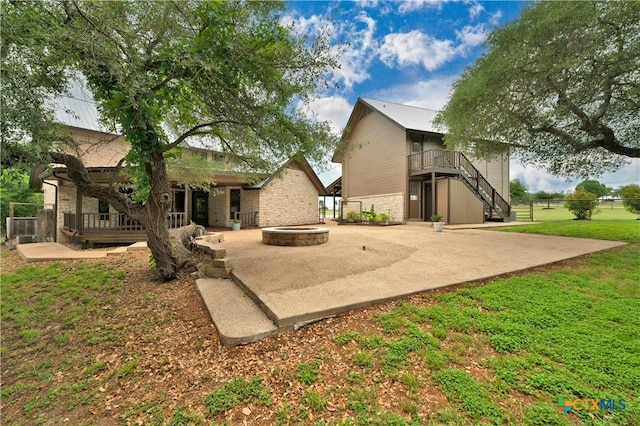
[208,189,227,227]
[258,163,320,227]
[343,192,405,223]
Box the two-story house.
[31,94,328,247]
[332,98,510,224]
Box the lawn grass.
[2,220,638,424]
[498,219,640,242]
[512,201,639,222]
[332,241,640,425]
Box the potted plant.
[430,214,445,232]
[232,219,241,231]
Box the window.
[410,134,423,153]
[99,200,110,220]
[410,181,420,201]
[230,189,241,219]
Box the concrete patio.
[13,221,626,347]
[196,221,625,346]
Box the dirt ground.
[2,244,465,425]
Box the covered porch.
[61,211,186,248]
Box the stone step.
[195,278,279,346]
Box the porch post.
[431,169,436,219]
[75,186,83,233]
[185,188,192,224]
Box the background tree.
[565,189,599,220]
[619,184,640,217]
[575,179,610,199]
[0,168,44,229]
[533,191,563,209]
[509,178,528,203]
[436,1,640,178]
[2,1,338,280]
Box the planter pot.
[433,221,445,232]
[232,222,241,231]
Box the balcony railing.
[63,212,186,233]
[233,211,259,228]
[407,149,510,219]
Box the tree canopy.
[1,0,338,279]
[509,178,528,202]
[436,1,640,178]
[619,184,640,216]
[575,179,610,199]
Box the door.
[192,191,209,226]
[230,189,241,221]
[409,181,422,219]
[424,183,435,220]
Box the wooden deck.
[61,228,147,248]
[62,212,185,248]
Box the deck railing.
[233,211,259,228]
[407,149,510,219]
[63,212,186,233]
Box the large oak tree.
[1,1,338,280]
[436,1,640,178]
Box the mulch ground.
[2,245,457,425]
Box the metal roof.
[48,80,117,134]
[360,98,441,133]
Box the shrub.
[346,211,361,223]
[564,189,599,220]
[619,184,640,216]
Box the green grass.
[204,376,272,416]
[296,359,322,385]
[3,220,638,424]
[499,219,640,242]
[512,200,639,221]
[332,221,640,425]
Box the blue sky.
[283,0,639,192]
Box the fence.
[511,198,639,221]
[6,202,55,241]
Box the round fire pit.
[261,227,329,246]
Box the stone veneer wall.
[209,189,227,227]
[257,163,319,227]
[343,192,405,223]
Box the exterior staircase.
[408,149,511,221]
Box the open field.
[512,200,638,222]
[1,221,639,425]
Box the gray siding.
[470,152,510,203]
[447,178,484,224]
[343,111,406,198]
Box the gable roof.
[248,157,329,196]
[333,97,443,162]
[358,98,441,133]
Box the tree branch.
[48,152,143,218]
[163,120,244,152]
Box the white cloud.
[280,13,331,38]
[398,0,452,14]
[489,9,503,25]
[467,0,484,20]
[455,24,487,53]
[510,163,575,193]
[283,10,379,91]
[511,159,640,193]
[372,75,457,111]
[330,11,379,89]
[299,95,353,135]
[380,30,456,71]
[355,0,380,8]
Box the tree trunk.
[145,151,179,280]
[50,151,201,281]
